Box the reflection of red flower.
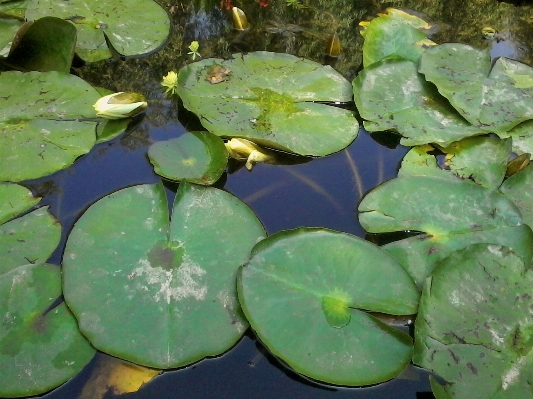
[259,0,269,7]
[220,0,232,10]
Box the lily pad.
[0,70,100,181]
[420,43,533,133]
[25,0,170,62]
[413,244,533,399]
[177,52,358,156]
[352,58,484,146]
[0,17,22,56]
[5,16,76,72]
[0,263,95,397]
[500,163,533,227]
[0,182,40,225]
[148,132,228,185]
[397,145,458,180]
[358,175,522,234]
[360,8,434,67]
[237,227,419,386]
[63,181,266,368]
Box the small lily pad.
[25,0,170,62]
[148,132,228,185]
[0,263,95,397]
[63,181,266,368]
[0,70,100,181]
[413,244,533,399]
[0,182,40,225]
[238,228,419,386]
[177,52,358,157]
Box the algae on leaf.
[63,181,266,369]
[238,228,419,386]
[177,52,358,157]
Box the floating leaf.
[25,0,170,62]
[148,132,228,185]
[0,17,23,55]
[442,136,511,189]
[238,228,419,386]
[63,182,266,368]
[500,163,533,227]
[177,52,358,156]
[420,43,533,133]
[0,182,40,224]
[0,263,95,398]
[78,354,160,399]
[5,16,76,72]
[0,71,100,181]
[353,58,483,146]
[397,145,457,180]
[413,244,533,399]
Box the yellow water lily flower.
[161,71,178,95]
[225,138,276,171]
[93,92,147,119]
[187,41,201,60]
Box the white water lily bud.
[93,92,148,119]
[225,138,276,170]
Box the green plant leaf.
[420,43,533,133]
[0,207,61,275]
[148,132,228,185]
[177,52,358,156]
[63,181,266,368]
[25,0,170,62]
[397,145,458,180]
[353,58,483,146]
[238,227,419,386]
[0,70,99,181]
[0,17,23,56]
[0,182,40,224]
[0,263,95,398]
[413,244,533,399]
[358,175,522,234]
[500,163,533,227]
[5,16,76,72]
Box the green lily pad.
[5,16,76,72]
[500,163,533,228]
[177,52,358,156]
[25,0,170,62]
[0,70,100,181]
[361,9,433,67]
[148,132,228,185]
[0,206,61,275]
[413,244,533,399]
[420,43,533,133]
[238,227,419,386]
[397,145,458,180]
[441,136,511,189]
[358,175,522,234]
[63,181,266,368]
[0,263,95,397]
[352,58,484,146]
[95,118,129,144]
[0,182,40,225]
[0,16,22,56]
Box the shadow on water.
[22,0,533,398]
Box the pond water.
[15,0,533,398]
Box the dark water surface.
[20,0,533,398]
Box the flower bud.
[225,138,276,170]
[93,92,148,119]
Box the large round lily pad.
[177,52,358,157]
[0,263,95,398]
[238,228,419,386]
[63,181,266,368]
[0,71,100,181]
[413,244,533,399]
[25,0,170,62]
